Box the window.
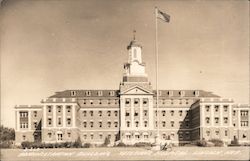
[155,121,158,127]
[233,110,236,116]
[214,105,219,112]
[98,111,102,117]
[107,111,111,117]
[144,121,147,127]
[180,91,185,96]
[225,130,228,136]
[133,48,137,58]
[126,121,130,127]
[57,134,62,141]
[23,135,26,141]
[143,110,147,116]
[126,134,131,140]
[34,122,37,128]
[179,110,182,116]
[134,98,139,106]
[125,111,130,116]
[90,122,94,128]
[205,105,210,112]
[90,100,93,104]
[206,117,210,124]
[83,134,87,139]
[99,122,102,127]
[125,98,131,106]
[162,121,166,127]
[107,122,111,128]
[215,117,219,124]
[98,91,103,96]
[206,130,210,136]
[179,132,183,140]
[67,118,71,125]
[223,105,228,112]
[135,134,140,139]
[109,91,115,96]
[162,133,166,139]
[179,121,183,127]
[57,106,62,113]
[194,90,199,97]
[58,118,62,125]
[162,110,166,116]
[168,91,173,96]
[48,133,52,138]
[134,111,139,116]
[135,121,139,127]
[66,106,71,112]
[215,130,219,135]
[185,121,189,127]
[48,106,52,113]
[114,122,118,127]
[144,134,148,139]
[48,118,52,125]
[171,121,174,127]
[143,98,148,106]
[83,122,87,128]
[34,111,37,117]
[241,121,249,127]
[67,132,71,137]
[83,111,87,117]
[90,111,93,117]
[224,117,228,124]
[71,91,76,96]
[170,110,174,116]
[86,91,91,96]
[99,134,103,139]
[20,112,28,117]
[243,134,247,138]
[241,110,249,116]
[90,134,94,139]
[99,99,102,104]
[114,111,118,117]
[186,111,189,116]
[155,111,158,116]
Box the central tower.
[119,34,155,144]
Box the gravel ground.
[1,146,249,161]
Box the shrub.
[209,139,223,147]
[230,138,239,146]
[103,137,111,146]
[73,137,82,148]
[196,140,207,147]
[21,141,32,149]
[82,143,91,148]
[134,142,152,147]
[116,142,126,147]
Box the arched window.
[133,48,137,58]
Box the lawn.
[1,146,249,161]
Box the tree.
[0,125,15,148]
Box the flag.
[157,9,170,22]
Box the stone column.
[53,105,56,127]
[28,110,31,130]
[63,105,66,127]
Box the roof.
[49,89,220,98]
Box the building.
[15,37,250,146]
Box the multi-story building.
[15,37,250,146]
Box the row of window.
[47,118,72,126]
[82,133,113,140]
[82,110,118,117]
[71,90,115,97]
[19,111,38,117]
[82,99,119,105]
[20,123,28,128]
[206,130,228,137]
[205,105,229,112]
[241,121,249,127]
[47,106,72,113]
[155,90,199,97]
[205,117,228,124]
[125,120,189,128]
[82,121,118,128]
[125,98,148,107]
[125,110,189,117]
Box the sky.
[0,0,249,128]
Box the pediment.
[120,85,153,95]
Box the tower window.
[126,121,130,127]
[143,110,147,116]
[125,98,131,107]
[114,122,118,127]
[114,111,118,117]
[214,105,219,112]
[162,110,166,116]
[144,121,147,127]
[66,106,71,112]
[57,106,62,113]
[133,48,137,58]
[71,91,76,96]
[33,111,37,117]
[135,121,139,127]
[98,111,102,117]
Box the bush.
[82,143,91,148]
[0,141,14,148]
[230,138,239,146]
[196,140,207,147]
[134,142,152,147]
[116,142,127,147]
[21,141,32,149]
[103,137,111,146]
[209,139,223,147]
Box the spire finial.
[133,30,136,40]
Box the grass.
[1,146,249,161]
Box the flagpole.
[155,6,160,144]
